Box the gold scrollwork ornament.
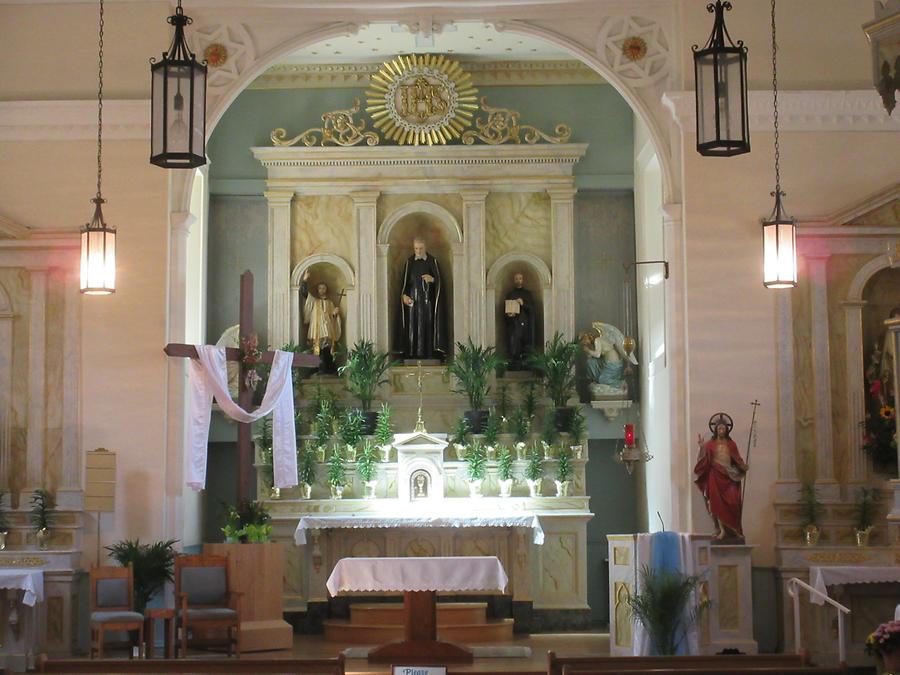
[462,96,572,145]
[271,99,379,147]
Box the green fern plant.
[106,539,178,613]
[327,448,346,487]
[374,402,395,447]
[497,448,514,482]
[627,564,708,656]
[446,339,506,410]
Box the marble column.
[843,300,868,482]
[56,273,83,510]
[462,190,488,346]
[23,267,47,497]
[375,244,391,354]
[352,191,380,346]
[266,190,294,348]
[0,291,12,492]
[775,290,799,499]
[807,255,838,498]
[548,187,576,339]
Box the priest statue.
[504,271,535,370]
[398,236,447,360]
[301,269,341,374]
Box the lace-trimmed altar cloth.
[0,569,44,607]
[326,556,508,595]
[811,565,900,605]
[294,512,545,546]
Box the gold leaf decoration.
[271,99,379,147]
[461,97,572,145]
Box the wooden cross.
[164,270,319,502]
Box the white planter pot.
[330,484,345,500]
[527,479,542,498]
[454,443,467,461]
[364,480,379,499]
[36,527,50,550]
[542,442,554,460]
[468,479,484,498]
[570,444,583,460]
[515,442,527,461]
[498,478,514,498]
[345,444,357,462]
[486,445,497,461]
[555,480,571,497]
[380,444,392,462]
[299,483,312,500]
[316,447,326,463]
[0,531,7,551]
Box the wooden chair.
[89,565,144,659]
[173,553,241,658]
[547,651,812,675]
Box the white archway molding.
[843,252,896,481]
[290,253,358,347]
[485,251,553,353]
[377,200,465,353]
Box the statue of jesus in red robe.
[694,413,747,542]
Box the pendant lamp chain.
[770,0,781,195]
[96,0,104,199]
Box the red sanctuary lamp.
[624,423,636,448]
[616,423,650,475]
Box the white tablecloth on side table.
[0,569,44,607]
[810,566,900,605]
[326,556,508,597]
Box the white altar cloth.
[0,569,44,607]
[294,512,544,546]
[326,556,508,596]
[811,565,900,605]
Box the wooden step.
[349,602,487,626]
[322,618,515,644]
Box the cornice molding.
[0,214,30,240]
[0,100,150,142]
[249,59,604,90]
[796,183,900,227]
[662,90,900,133]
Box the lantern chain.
[96,0,104,200]
[770,0,781,194]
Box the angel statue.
[580,321,637,401]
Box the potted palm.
[555,449,573,497]
[338,340,398,434]
[339,408,365,462]
[483,409,502,460]
[328,448,346,499]
[627,564,708,656]
[30,489,54,550]
[800,482,823,546]
[446,339,506,433]
[357,440,379,499]
[0,490,8,551]
[524,448,544,497]
[510,407,531,460]
[297,442,317,499]
[451,415,470,461]
[854,488,877,547]
[374,402,395,462]
[465,442,488,498]
[106,539,178,613]
[527,332,578,431]
[497,448,514,498]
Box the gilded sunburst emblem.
[365,54,478,146]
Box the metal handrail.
[786,577,851,665]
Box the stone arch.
[486,252,553,356]
[378,201,463,246]
[290,253,357,348]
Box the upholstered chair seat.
[174,554,241,658]
[91,610,145,623]
[89,565,144,659]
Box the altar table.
[294,512,545,545]
[326,556,508,663]
[811,565,900,605]
[0,569,44,607]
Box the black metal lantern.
[150,1,206,169]
[692,1,750,156]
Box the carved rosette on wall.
[188,23,255,94]
[595,15,671,88]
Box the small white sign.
[392,666,447,675]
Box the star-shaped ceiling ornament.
[596,16,670,88]
[189,22,255,93]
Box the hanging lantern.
[692,1,750,156]
[81,198,116,295]
[762,191,796,289]
[150,1,206,169]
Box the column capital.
[546,186,577,201]
[264,189,295,205]
[350,190,381,205]
[841,300,867,309]
[887,317,900,333]
[459,188,489,203]
[661,202,683,227]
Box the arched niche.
[290,253,357,351]
[486,252,552,359]
[377,201,463,357]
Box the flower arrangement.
[221,500,272,543]
[862,345,897,471]
[240,333,263,391]
[865,619,900,657]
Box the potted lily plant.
[555,449,573,497]
[0,490,9,551]
[356,439,379,499]
[465,441,488,498]
[854,487,877,547]
[374,402,395,462]
[30,489,54,550]
[541,413,558,460]
[510,406,531,460]
[446,338,506,433]
[568,407,586,459]
[524,448,544,497]
[497,448,514,498]
[338,340,398,434]
[339,408,365,462]
[328,448,347,499]
[482,409,502,461]
[527,332,579,431]
[297,441,317,499]
[313,398,336,462]
[800,481,823,546]
[451,415,470,461]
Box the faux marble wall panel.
[291,195,355,271]
[792,257,816,482]
[44,269,65,493]
[541,533,578,600]
[0,269,29,496]
[485,192,551,270]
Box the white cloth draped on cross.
[187,345,297,491]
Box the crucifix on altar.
[164,270,319,501]
[403,360,439,433]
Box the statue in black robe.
[504,272,535,369]
[397,237,447,360]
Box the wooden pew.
[34,654,345,674]
[561,669,844,675]
[548,651,814,675]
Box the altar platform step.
[349,601,488,626]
